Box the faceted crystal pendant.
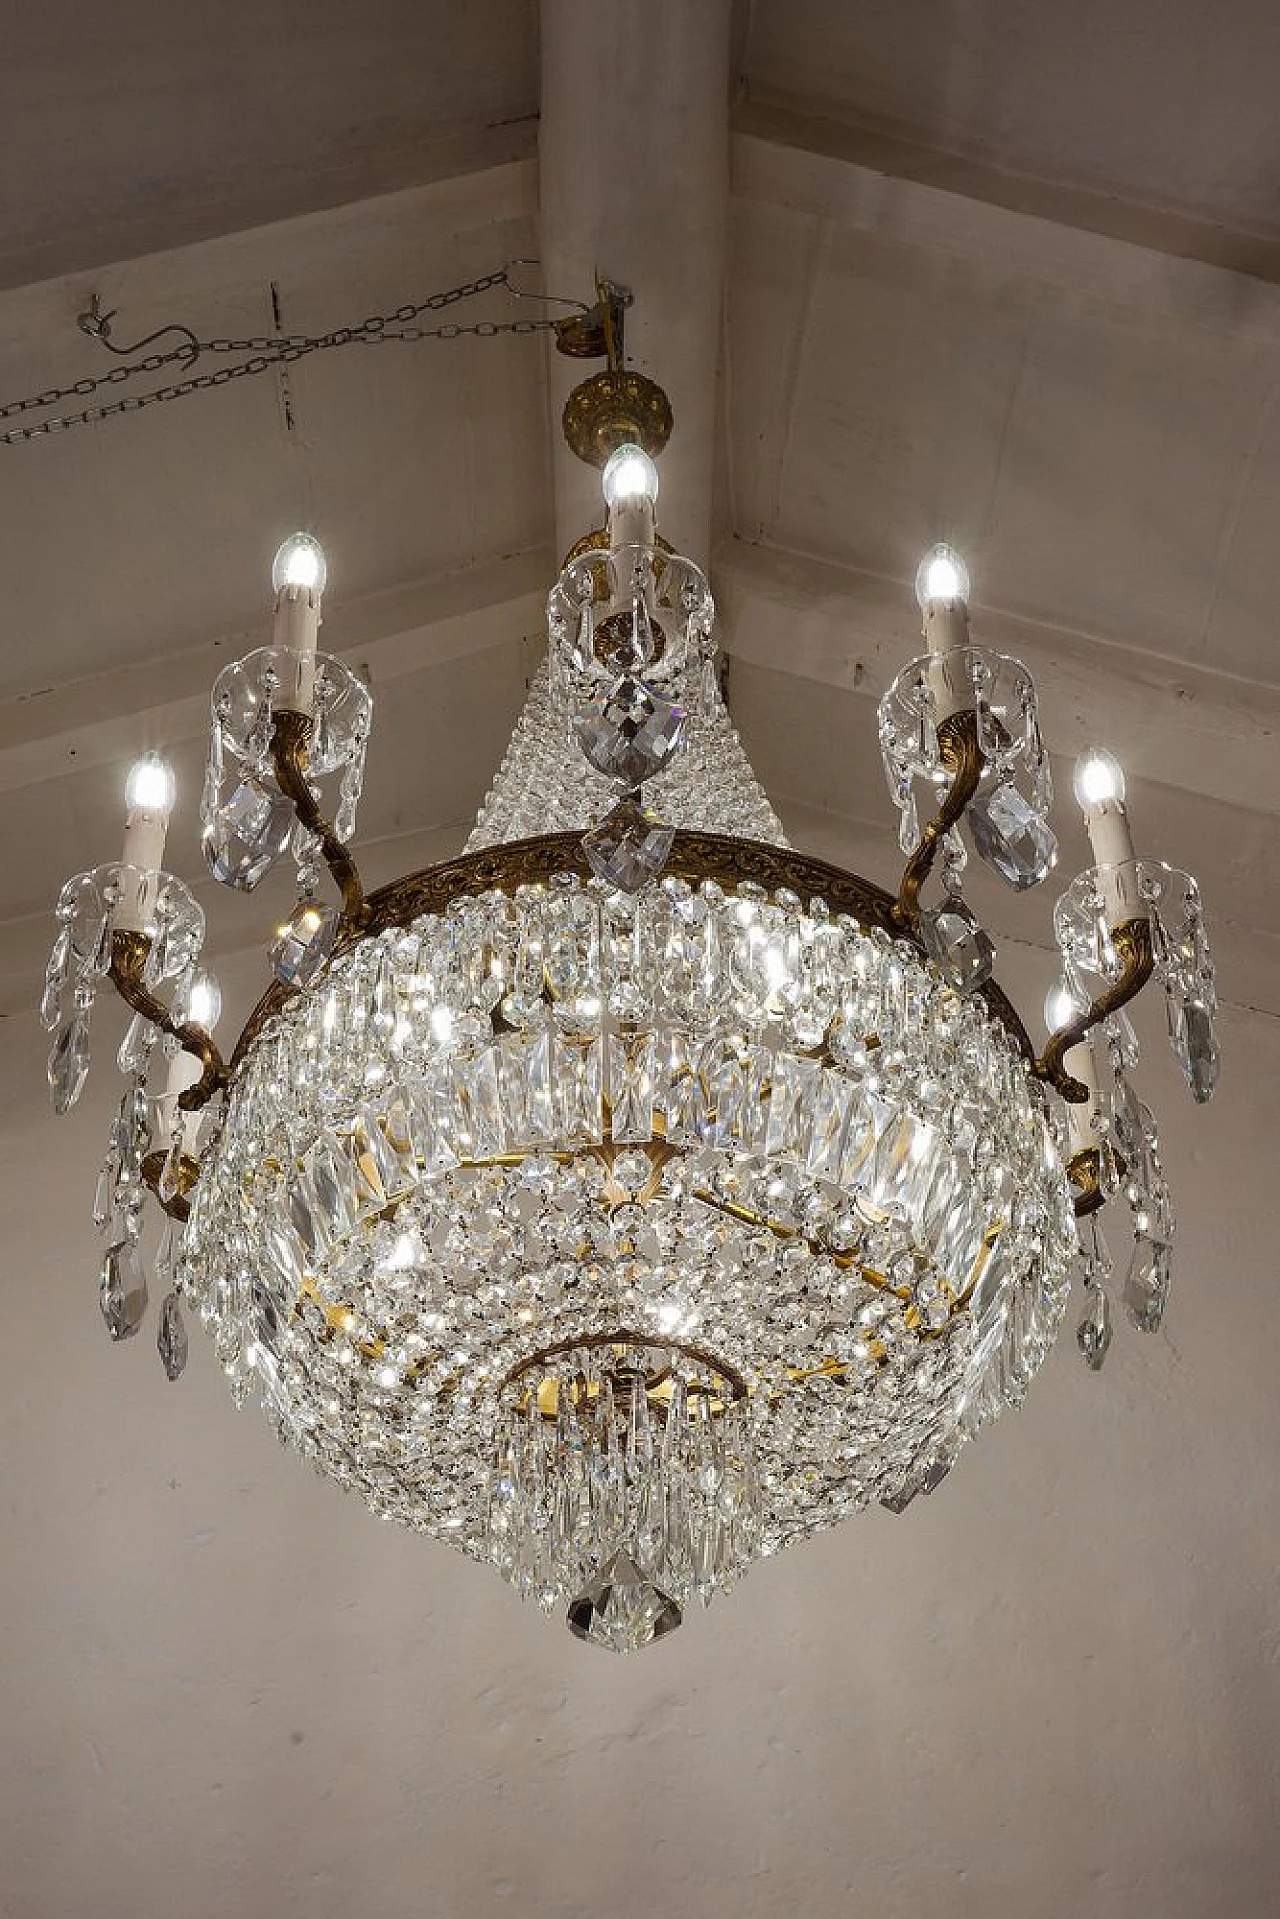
[1123,1236,1171,1333]
[1076,1281,1113,1371]
[575,676,688,788]
[270,900,341,987]
[1167,994,1220,1105]
[99,1239,148,1342]
[202,778,296,892]
[48,1012,91,1116]
[582,795,676,894]
[967,782,1057,890]
[918,897,995,992]
[566,1548,682,1653]
[157,1289,188,1381]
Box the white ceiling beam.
[0,122,539,299]
[732,98,1280,344]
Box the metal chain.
[0,267,561,446]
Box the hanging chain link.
[0,266,563,446]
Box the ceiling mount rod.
[538,0,733,562]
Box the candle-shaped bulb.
[602,444,659,510]
[1072,746,1126,812]
[125,750,176,817]
[271,532,328,598]
[915,542,970,610]
[1044,979,1084,1035]
[180,968,222,1031]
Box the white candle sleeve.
[923,603,972,722]
[1084,801,1145,927]
[1063,1034,1102,1157]
[272,585,321,716]
[115,807,168,933]
[159,1046,204,1155]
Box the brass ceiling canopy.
[561,367,674,467]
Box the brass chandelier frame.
[102,344,1157,1236]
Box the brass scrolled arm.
[1066,1146,1106,1218]
[1034,917,1155,1103]
[108,929,228,1111]
[892,709,984,934]
[269,710,369,931]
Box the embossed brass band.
[108,929,228,1111]
[228,829,1038,1072]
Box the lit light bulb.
[183,969,222,1031]
[1072,746,1126,812]
[125,751,176,816]
[602,444,659,510]
[914,543,970,610]
[1044,980,1083,1035]
[271,532,328,597]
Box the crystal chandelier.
[43,359,1220,1653]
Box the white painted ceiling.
[2,3,1278,1914]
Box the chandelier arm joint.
[1035,917,1155,1099]
[892,709,984,933]
[107,929,228,1109]
[270,712,370,932]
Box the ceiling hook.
[75,295,201,370]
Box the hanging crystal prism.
[1134,862,1220,1103]
[203,778,296,891]
[99,1237,148,1341]
[967,781,1058,890]
[575,676,688,787]
[1077,1280,1113,1370]
[1122,1235,1171,1334]
[918,896,995,993]
[270,900,341,988]
[583,794,676,893]
[157,1289,189,1381]
[48,994,92,1116]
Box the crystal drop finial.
[1123,1236,1171,1334]
[157,1290,188,1380]
[566,1547,682,1653]
[967,783,1057,890]
[1076,1283,1113,1370]
[1168,996,1220,1104]
[918,898,995,993]
[582,796,675,894]
[270,900,340,988]
[99,1240,148,1342]
[575,677,688,789]
[202,779,296,892]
